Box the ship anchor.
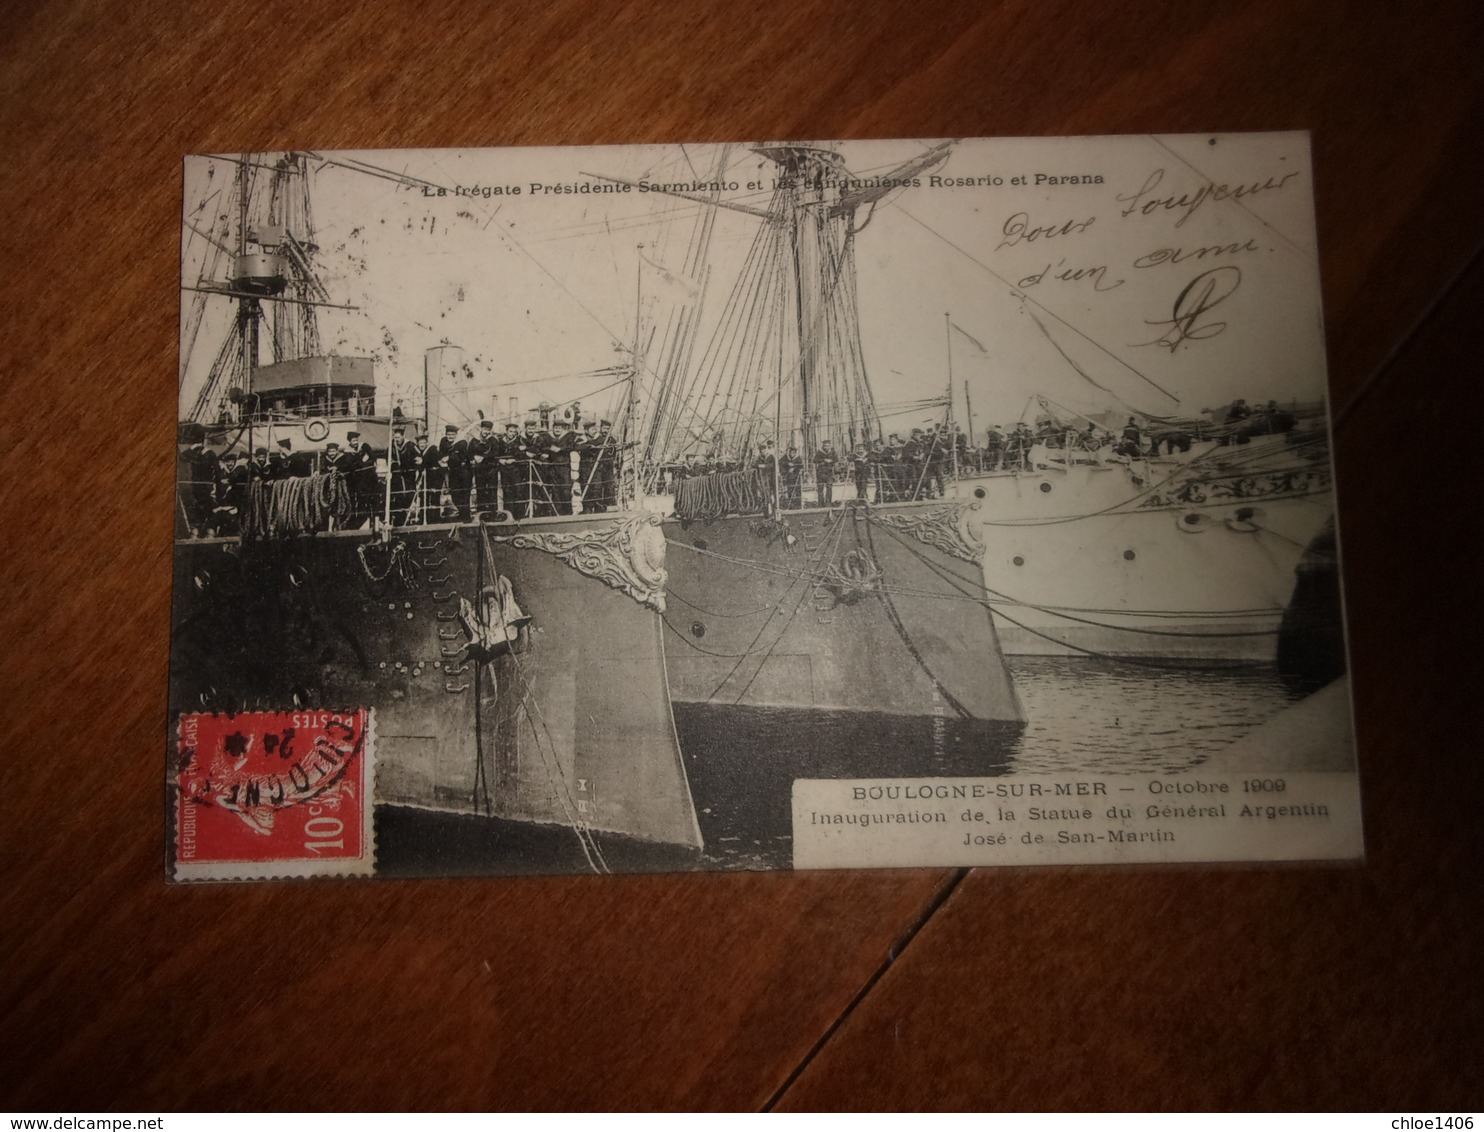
[821,549,883,606]
[457,574,532,662]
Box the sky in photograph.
[179,134,1327,436]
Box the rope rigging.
[468,520,611,874]
[719,502,854,705]
[662,507,1292,646]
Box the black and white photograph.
[169,134,1360,879]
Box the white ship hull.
[953,434,1333,661]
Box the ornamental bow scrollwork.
[872,503,985,563]
[501,513,669,612]
[1137,466,1332,510]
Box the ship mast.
[644,142,952,468]
[237,157,256,401]
[183,153,351,425]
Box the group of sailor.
[1219,398,1297,443]
[386,417,623,525]
[182,399,1305,535]
[175,417,624,537]
[661,423,972,507]
[969,400,1299,473]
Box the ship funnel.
[424,345,468,438]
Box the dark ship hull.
[170,498,1025,872]
[170,512,701,866]
[660,500,1023,854]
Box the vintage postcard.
[169,134,1360,879]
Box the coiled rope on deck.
[673,469,771,521]
[242,472,352,539]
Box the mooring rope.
[242,472,351,539]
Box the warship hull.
[660,501,1022,718]
[170,513,702,855]
[956,435,1335,662]
[170,497,1026,870]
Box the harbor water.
[376,657,1305,875]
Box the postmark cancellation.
[171,708,375,881]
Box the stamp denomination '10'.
[173,709,374,881]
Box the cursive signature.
[1135,266,1241,352]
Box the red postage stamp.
[172,709,375,880]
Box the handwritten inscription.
[997,211,1096,250]
[1135,266,1242,352]
[1116,168,1300,228]
[1133,238,1260,269]
[1018,259,1124,292]
[982,161,1295,325]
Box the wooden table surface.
[3,0,1481,1111]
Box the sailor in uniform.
[282,437,315,478]
[181,440,220,536]
[850,443,870,500]
[863,438,884,502]
[984,425,1004,472]
[779,445,804,509]
[878,434,903,502]
[593,419,622,512]
[812,440,837,506]
[1116,417,1143,459]
[512,420,542,517]
[1006,423,1033,471]
[575,420,599,512]
[439,423,472,521]
[268,437,290,481]
[903,429,927,499]
[751,439,777,502]
[494,421,524,518]
[470,418,499,517]
[249,447,272,483]
[216,452,250,536]
[923,426,946,498]
[343,430,379,527]
[407,429,433,523]
[951,423,969,476]
[389,424,418,524]
[543,420,576,515]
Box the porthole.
[1038,481,1052,493]
[693,538,709,550]
[1123,549,1136,561]
[1012,555,1025,567]
[973,487,986,499]
[690,621,707,638]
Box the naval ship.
[169,145,1027,874]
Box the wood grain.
[2,0,1481,1111]
[778,250,1484,1110]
